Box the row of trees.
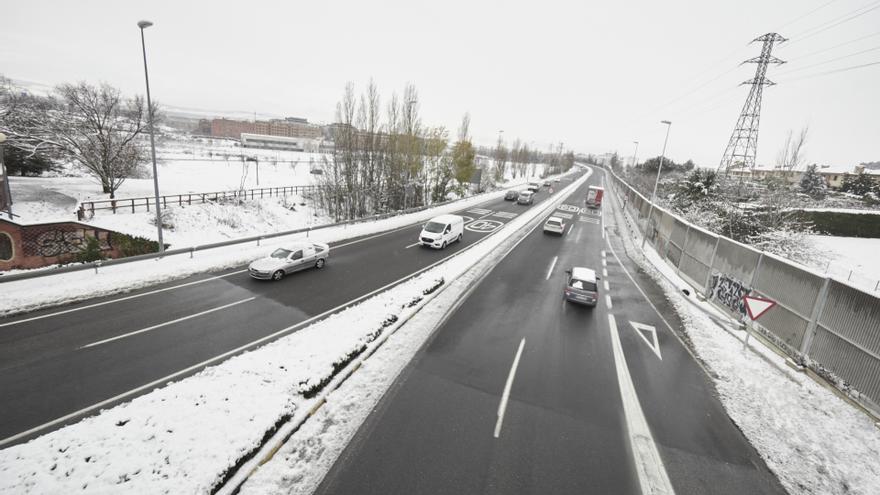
[1,75,157,198]
[314,81,570,221]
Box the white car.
[543,216,566,235]
[248,241,330,280]
[419,214,464,249]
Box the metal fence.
[77,185,323,219]
[606,167,880,414]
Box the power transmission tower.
[719,33,787,174]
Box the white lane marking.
[630,321,662,360]
[0,270,248,329]
[566,224,574,235]
[602,259,607,267]
[468,208,492,215]
[546,256,558,280]
[405,242,421,249]
[494,338,526,438]
[603,268,608,278]
[605,236,677,335]
[608,315,675,494]
[554,212,574,219]
[492,211,517,219]
[604,280,610,291]
[81,297,257,349]
[606,294,613,309]
[579,217,600,224]
[601,250,606,258]
[0,212,518,447]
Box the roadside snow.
[607,172,880,495]
[808,234,880,292]
[0,168,589,494]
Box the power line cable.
[777,44,880,75]
[778,59,880,81]
[784,0,880,48]
[787,29,880,61]
[775,0,842,31]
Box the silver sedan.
[248,241,330,280]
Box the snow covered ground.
[607,174,880,495]
[808,234,880,292]
[0,168,589,494]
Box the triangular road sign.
[743,295,776,321]
[629,321,662,360]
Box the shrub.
[110,232,161,256]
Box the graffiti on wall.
[708,273,751,316]
[21,226,111,258]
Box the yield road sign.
[743,295,776,321]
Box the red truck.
[585,186,604,208]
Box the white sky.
[1,0,878,169]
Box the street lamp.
[642,120,672,249]
[631,141,639,169]
[138,19,164,253]
[0,132,11,220]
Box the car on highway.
[564,267,600,306]
[419,214,464,249]
[527,182,540,192]
[543,180,552,187]
[504,190,519,201]
[517,190,535,205]
[543,216,566,235]
[249,241,330,281]
[554,178,561,183]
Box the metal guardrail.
[1,190,508,284]
[76,185,323,219]
[604,165,880,415]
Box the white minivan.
[418,214,464,249]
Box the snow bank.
[607,173,880,495]
[0,168,590,494]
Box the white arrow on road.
[629,321,662,360]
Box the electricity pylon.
[719,33,787,174]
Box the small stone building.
[0,218,124,271]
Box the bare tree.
[776,126,809,173]
[46,82,156,198]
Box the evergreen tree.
[799,164,827,199]
[841,173,875,196]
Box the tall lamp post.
[631,140,640,169]
[0,133,12,219]
[138,20,164,253]
[642,120,672,249]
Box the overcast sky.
[2,0,878,169]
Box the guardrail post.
[94,261,102,274]
[801,277,831,357]
[257,236,261,246]
[131,199,135,213]
[190,247,195,258]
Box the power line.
[784,0,880,48]
[778,59,880,82]
[777,44,880,75]
[787,29,880,61]
[775,0,842,31]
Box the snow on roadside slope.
[607,175,880,495]
[0,168,590,494]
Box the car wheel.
[457,234,462,243]
[441,241,447,250]
[316,258,325,269]
[272,270,284,281]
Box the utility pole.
[719,33,787,175]
[137,20,164,253]
[643,121,672,250]
[631,141,639,169]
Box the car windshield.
[424,221,445,233]
[547,219,560,225]
[570,279,597,292]
[270,249,292,259]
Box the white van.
[418,214,464,249]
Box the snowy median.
[0,169,591,494]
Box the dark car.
[504,190,519,201]
[564,267,599,306]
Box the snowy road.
[313,172,786,495]
[0,176,572,445]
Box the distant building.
[726,163,880,190]
[240,133,321,152]
[200,117,323,141]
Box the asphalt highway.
[315,170,786,495]
[0,173,581,446]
